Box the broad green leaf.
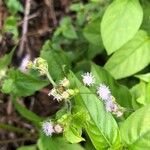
[37,135,85,150]
[105,31,150,79]
[84,18,103,48]
[1,79,13,93]
[135,73,150,83]
[85,135,96,150]
[87,44,104,59]
[5,0,23,14]
[40,41,70,81]
[70,73,121,150]
[54,17,77,39]
[60,109,87,143]
[92,63,132,108]
[131,81,150,109]
[141,0,150,35]
[4,16,18,40]
[84,17,104,59]
[64,126,85,143]
[120,106,150,150]
[1,69,48,97]
[101,0,143,54]
[0,49,14,70]
[13,98,43,125]
[0,49,14,80]
[17,145,36,150]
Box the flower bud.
[53,124,63,134]
[60,77,70,87]
[27,61,33,69]
[61,91,70,99]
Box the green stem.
[0,136,38,144]
[0,123,28,134]
[46,72,56,86]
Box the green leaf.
[62,108,87,143]
[84,18,103,48]
[131,81,150,109]
[104,30,150,79]
[120,106,150,150]
[84,135,96,150]
[1,79,13,93]
[5,0,23,14]
[70,72,121,150]
[141,0,150,35]
[17,145,36,150]
[37,135,85,150]
[1,69,48,97]
[3,16,19,40]
[0,49,14,70]
[135,73,150,83]
[40,41,70,81]
[64,126,85,143]
[13,98,43,125]
[87,44,104,59]
[92,63,132,108]
[54,17,77,39]
[101,0,143,54]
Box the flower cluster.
[48,77,79,101]
[27,57,48,75]
[82,72,123,117]
[42,121,63,136]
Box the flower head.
[82,72,95,86]
[27,57,48,75]
[42,121,54,136]
[105,100,118,112]
[19,54,30,72]
[97,84,111,101]
[48,88,63,101]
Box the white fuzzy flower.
[19,54,30,72]
[48,88,63,101]
[97,84,111,101]
[42,121,54,136]
[82,72,95,86]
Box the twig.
[18,0,31,57]
[44,0,57,26]
[18,12,40,26]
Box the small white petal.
[60,77,70,87]
[97,84,111,101]
[82,72,95,86]
[42,121,54,136]
[48,89,63,101]
[19,54,30,72]
[116,111,123,117]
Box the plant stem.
[46,72,56,86]
[0,123,28,134]
[0,136,38,144]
